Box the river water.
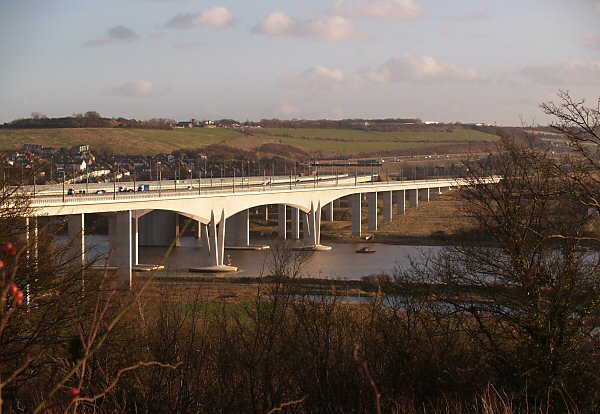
[83,235,442,280]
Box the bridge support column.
[351,193,362,237]
[191,209,237,272]
[291,208,300,240]
[367,192,378,231]
[323,201,334,222]
[408,189,419,208]
[201,223,210,251]
[226,209,250,247]
[420,188,430,202]
[108,211,132,290]
[175,214,181,247]
[131,215,139,266]
[302,211,310,244]
[195,220,202,238]
[67,213,85,269]
[396,190,406,215]
[382,191,393,223]
[301,202,329,250]
[24,217,38,306]
[278,205,287,239]
[25,217,38,268]
[139,210,180,247]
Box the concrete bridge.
[22,174,466,289]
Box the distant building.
[22,144,43,153]
[22,144,58,155]
[39,147,58,156]
[71,160,87,171]
[89,169,110,178]
[73,144,90,154]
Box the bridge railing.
[28,173,467,207]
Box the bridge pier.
[302,211,311,244]
[382,191,393,222]
[367,192,378,231]
[226,209,250,247]
[420,188,430,202]
[290,207,300,240]
[278,205,286,239]
[24,217,39,306]
[191,209,237,272]
[408,189,418,209]
[194,220,202,238]
[139,210,180,247]
[323,201,334,222]
[298,202,330,250]
[131,215,139,265]
[67,213,85,269]
[25,217,38,269]
[351,193,362,237]
[108,211,132,290]
[396,190,406,215]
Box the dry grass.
[0,127,499,156]
[320,190,478,244]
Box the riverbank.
[136,274,381,302]
[249,189,482,246]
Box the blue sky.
[1,0,599,125]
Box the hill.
[0,126,499,156]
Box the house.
[71,160,87,171]
[73,144,90,154]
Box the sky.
[0,0,599,126]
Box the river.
[82,235,443,280]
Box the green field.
[0,127,499,156]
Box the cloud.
[332,0,423,21]
[253,11,365,42]
[255,11,294,35]
[111,79,157,97]
[165,6,233,29]
[173,40,204,49]
[522,61,600,85]
[459,10,488,21]
[583,32,600,50]
[366,54,479,83]
[84,25,139,46]
[279,65,364,90]
[279,102,300,117]
[279,55,478,90]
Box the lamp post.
[198,169,201,195]
[158,161,162,196]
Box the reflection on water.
[82,235,442,281]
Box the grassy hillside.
[0,127,499,156]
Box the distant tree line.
[2,112,174,130]
[260,117,424,131]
